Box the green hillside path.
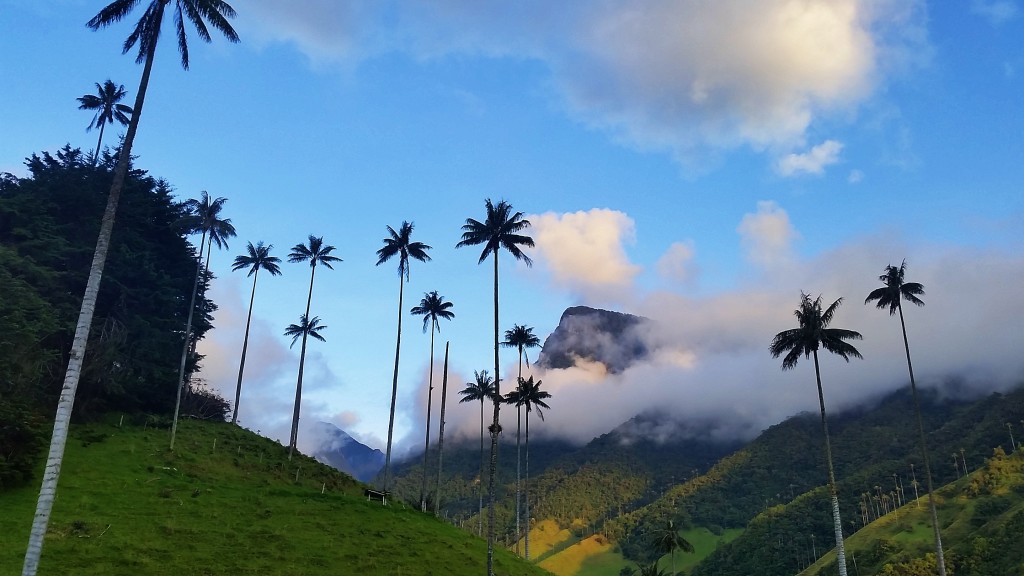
[0,418,551,576]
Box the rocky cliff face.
[535,305,650,373]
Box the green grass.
[1,418,552,576]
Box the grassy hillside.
[0,418,551,576]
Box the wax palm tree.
[77,79,133,164]
[229,241,281,424]
[501,323,540,555]
[456,198,534,574]
[411,290,454,511]
[171,191,236,449]
[375,221,431,492]
[865,260,946,575]
[284,314,327,455]
[24,3,238,574]
[770,293,863,576]
[504,375,550,560]
[459,369,496,537]
[288,235,341,457]
[653,519,694,576]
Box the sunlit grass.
[0,418,551,576]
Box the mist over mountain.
[309,421,385,483]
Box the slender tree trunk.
[93,122,105,166]
[487,248,500,576]
[525,405,531,560]
[289,333,309,459]
[515,348,523,556]
[170,230,206,450]
[22,20,160,575]
[899,303,946,576]
[434,342,450,516]
[478,398,484,537]
[420,326,436,511]
[812,350,848,576]
[288,265,317,459]
[232,269,259,424]
[383,276,404,492]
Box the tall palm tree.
[410,290,454,511]
[504,375,550,560]
[456,198,534,575]
[459,370,495,537]
[24,3,237,573]
[229,241,282,424]
[501,323,540,555]
[375,221,431,492]
[288,235,341,457]
[770,293,863,576]
[653,519,694,576]
[284,315,327,455]
[865,260,946,575]
[171,191,235,449]
[77,79,133,164]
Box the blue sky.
[2,1,1023,455]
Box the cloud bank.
[240,0,928,169]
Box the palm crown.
[456,199,535,264]
[289,235,341,269]
[88,0,239,70]
[505,376,551,420]
[411,291,455,334]
[284,315,327,348]
[232,241,282,277]
[865,260,925,315]
[770,293,864,370]
[185,191,236,251]
[459,370,497,404]
[78,80,133,131]
[502,324,541,367]
[376,221,431,280]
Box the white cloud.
[530,209,642,302]
[848,169,865,183]
[971,0,1020,25]
[737,201,800,268]
[525,242,1024,444]
[776,140,844,176]
[240,0,928,167]
[656,241,697,285]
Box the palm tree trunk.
[515,348,523,556]
[289,332,309,458]
[383,276,404,492]
[171,230,206,450]
[434,342,450,516]
[812,350,848,576]
[487,247,500,576]
[22,16,160,574]
[899,303,946,576]
[289,265,317,459]
[525,406,531,560]
[479,398,484,537]
[93,122,105,166]
[420,326,436,511]
[232,269,259,423]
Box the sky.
[2,0,1023,459]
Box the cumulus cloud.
[776,140,844,176]
[240,0,928,167]
[971,0,1020,25]
[656,241,697,286]
[737,201,800,268]
[530,209,642,302]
